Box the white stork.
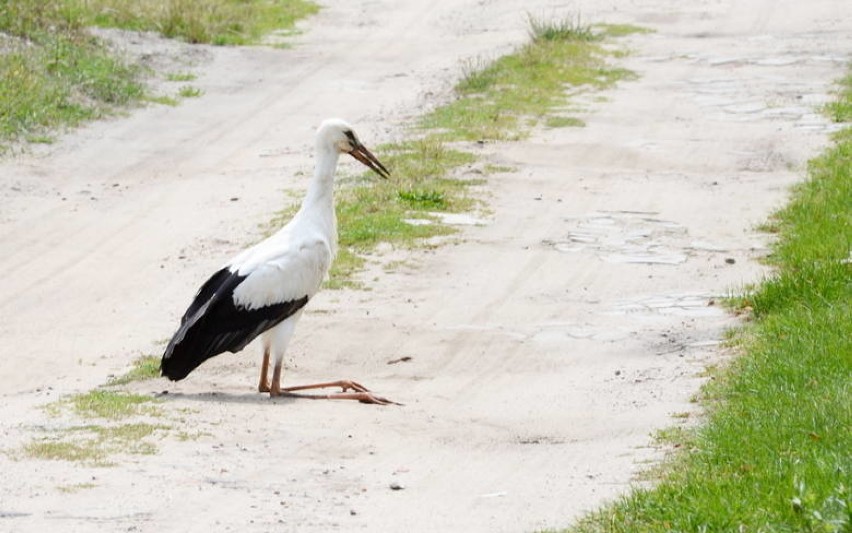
[161,119,394,404]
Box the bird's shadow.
[155,389,402,406]
[156,390,298,405]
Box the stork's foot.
[270,379,400,405]
[281,390,398,405]
[282,379,370,394]
[258,381,271,393]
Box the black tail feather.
[160,267,308,381]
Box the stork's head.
[317,118,390,179]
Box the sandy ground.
[0,0,849,531]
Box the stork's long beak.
[349,142,390,179]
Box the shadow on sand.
[154,390,299,405]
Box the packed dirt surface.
[1,0,849,531]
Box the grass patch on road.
[324,17,637,286]
[166,71,197,82]
[106,354,161,386]
[177,85,203,98]
[421,16,635,142]
[564,71,852,533]
[56,390,162,420]
[25,387,166,465]
[73,0,318,45]
[25,423,164,465]
[327,139,475,287]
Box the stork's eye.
[343,130,357,143]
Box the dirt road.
[1,0,849,531]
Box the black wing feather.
[161,267,308,381]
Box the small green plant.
[25,135,55,144]
[527,14,600,43]
[147,94,180,106]
[824,73,852,123]
[175,430,211,441]
[546,116,585,128]
[166,71,197,82]
[70,390,160,419]
[595,23,656,37]
[483,163,516,174]
[107,355,161,386]
[178,85,203,98]
[398,189,447,209]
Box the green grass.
[146,94,180,106]
[29,389,167,464]
[177,85,203,98]
[595,23,656,38]
[71,0,319,45]
[25,134,56,144]
[564,71,852,533]
[0,1,145,149]
[825,73,852,123]
[546,115,586,128]
[325,138,478,287]
[107,354,161,386]
[25,439,105,463]
[527,14,599,43]
[70,390,161,419]
[25,423,163,464]
[166,71,197,82]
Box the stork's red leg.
[269,361,285,397]
[258,348,271,393]
[284,390,399,405]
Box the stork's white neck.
[302,143,339,206]
[294,142,340,249]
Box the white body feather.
[230,219,336,310]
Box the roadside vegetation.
[0,0,316,150]
[0,1,144,148]
[75,0,318,45]
[565,72,852,533]
[325,18,644,286]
